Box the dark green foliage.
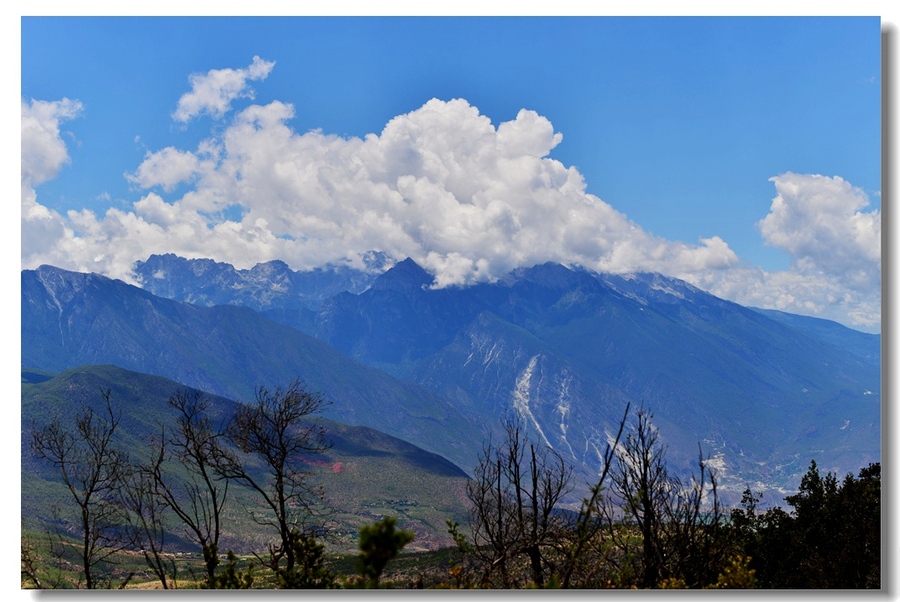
[446,519,471,553]
[444,519,476,588]
[357,516,415,586]
[785,461,880,588]
[729,488,799,586]
[275,530,335,588]
[832,463,881,588]
[200,544,220,588]
[733,461,880,588]
[211,550,254,589]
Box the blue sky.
[20,16,883,331]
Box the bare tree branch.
[30,389,129,589]
[220,379,331,576]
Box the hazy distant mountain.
[750,307,881,364]
[133,251,391,311]
[22,265,482,471]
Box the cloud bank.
[20,60,881,331]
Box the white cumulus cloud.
[21,98,83,188]
[24,95,742,288]
[126,146,201,192]
[173,55,275,123]
[685,172,881,330]
[21,98,83,263]
[758,172,880,292]
[140,97,740,286]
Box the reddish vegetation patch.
[296,456,344,473]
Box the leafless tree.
[219,379,331,577]
[21,516,78,589]
[21,534,48,589]
[557,402,631,588]
[608,407,671,587]
[146,389,233,587]
[30,389,129,589]
[606,407,727,588]
[664,444,727,587]
[466,418,573,588]
[120,466,175,588]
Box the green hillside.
[22,365,470,554]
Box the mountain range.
[24,255,881,502]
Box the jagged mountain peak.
[133,254,236,288]
[249,259,291,273]
[32,264,142,299]
[360,250,395,272]
[246,260,293,286]
[372,257,435,292]
[30,264,94,305]
[132,253,382,312]
[598,271,712,306]
[34,263,86,281]
[502,262,594,290]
